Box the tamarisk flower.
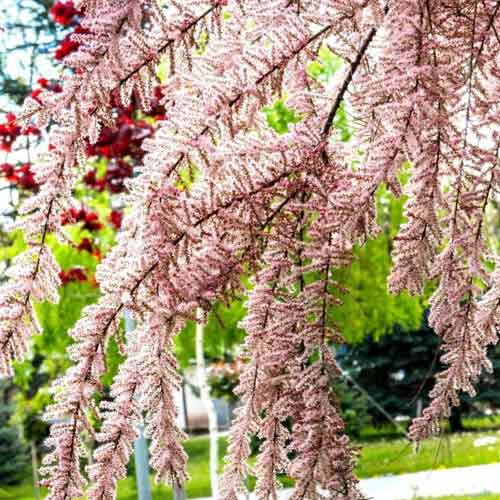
[403,1,500,440]
[221,245,298,500]
[0,249,59,375]
[139,313,188,487]
[37,3,381,498]
[87,333,142,500]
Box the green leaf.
[307,45,343,83]
[262,99,302,134]
[333,102,352,142]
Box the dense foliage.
[0,380,28,485]
[339,320,443,426]
[340,317,500,430]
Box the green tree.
[0,380,28,485]
[338,314,500,432]
[333,183,426,343]
[176,299,247,370]
[332,379,372,438]
[338,319,437,426]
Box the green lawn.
[357,431,500,478]
[0,483,38,500]
[3,417,500,499]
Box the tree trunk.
[134,427,152,500]
[196,308,219,498]
[449,406,464,433]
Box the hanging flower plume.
[2,0,500,498]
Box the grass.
[356,430,500,477]
[3,416,500,499]
[0,436,229,500]
[462,414,500,431]
[0,482,39,500]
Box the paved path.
[359,462,500,499]
[196,463,500,500]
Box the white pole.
[124,311,152,500]
[174,484,187,500]
[134,426,152,500]
[196,308,219,498]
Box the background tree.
[339,315,500,433]
[0,379,28,486]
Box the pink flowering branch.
[41,5,383,496]
[405,1,500,440]
[87,337,141,500]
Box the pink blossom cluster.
[1,1,500,499]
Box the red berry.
[109,210,123,230]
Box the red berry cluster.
[148,86,168,121]
[55,25,89,60]
[58,267,87,284]
[50,0,87,60]
[76,237,93,253]
[86,108,153,161]
[83,91,166,194]
[84,161,133,194]
[0,163,38,191]
[50,1,80,26]
[31,78,63,103]
[61,207,104,231]
[60,207,107,272]
[108,210,122,230]
[76,237,102,260]
[0,113,39,152]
